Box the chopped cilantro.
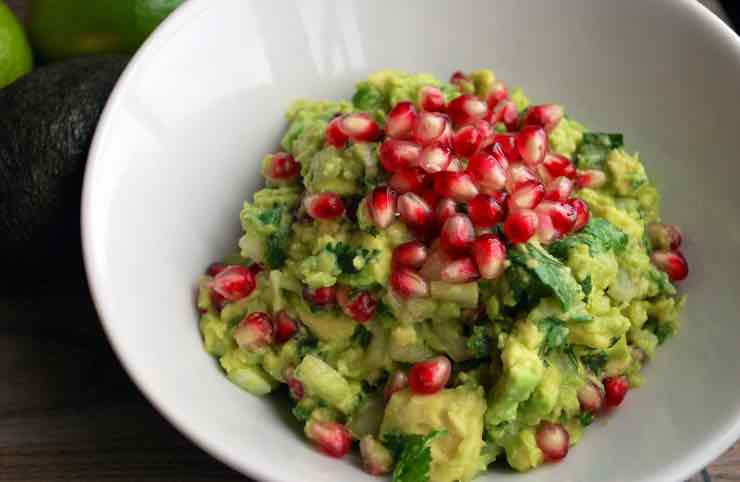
[265,232,288,269]
[326,242,379,274]
[298,338,319,357]
[581,351,608,374]
[564,346,579,367]
[575,132,624,169]
[467,326,493,358]
[655,324,673,345]
[292,404,312,421]
[579,412,594,427]
[538,317,569,356]
[509,243,582,311]
[580,275,592,302]
[550,218,628,258]
[383,430,447,482]
[351,325,373,348]
[256,205,283,226]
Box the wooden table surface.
[2,0,738,480]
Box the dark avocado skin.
[0,55,128,292]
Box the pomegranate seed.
[523,104,565,132]
[384,370,409,401]
[440,214,475,254]
[419,86,446,112]
[210,290,227,311]
[475,119,494,149]
[368,185,397,229]
[417,145,453,174]
[516,125,548,166]
[419,247,449,281]
[390,267,429,298]
[452,124,483,157]
[603,376,630,408]
[505,163,539,193]
[339,113,381,142]
[578,381,604,413]
[303,286,337,306]
[248,263,265,276]
[306,420,352,458]
[274,310,299,343]
[378,139,422,173]
[542,152,576,180]
[206,262,226,277]
[486,80,509,109]
[509,180,545,210]
[446,157,464,172]
[646,222,683,250]
[325,117,349,148]
[650,250,689,282]
[337,285,378,322]
[434,198,458,227]
[412,112,451,146]
[398,192,433,227]
[234,312,274,350]
[447,94,488,127]
[491,133,519,161]
[472,234,507,280]
[450,70,468,87]
[537,201,577,235]
[491,190,509,207]
[536,210,559,245]
[568,198,590,232]
[468,194,505,227]
[285,367,304,400]
[434,172,479,202]
[393,241,429,269]
[466,150,508,195]
[265,152,300,181]
[536,422,570,462]
[544,176,574,202]
[408,356,452,394]
[385,101,417,139]
[360,436,392,476]
[419,188,440,208]
[491,100,520,131]
[440,256,479,283]
[576,169,607,189]
[304,192,345,220]
[390,167,427,194]
[504,209,539,244]
[211,265,256,301]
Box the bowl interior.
[83,1,740,481]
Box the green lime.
[0,0,33,88]
[28,0,184,62]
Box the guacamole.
[195,69,689,481]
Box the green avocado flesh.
[195,69,686,481]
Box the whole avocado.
[0,55,128,288]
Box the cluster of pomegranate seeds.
[336,285,378,322]
[647,222,688,282]
[306,420,352,458]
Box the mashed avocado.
[195,68,688,481]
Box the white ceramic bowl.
[82,1,740,481]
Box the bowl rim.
[81,0,740,481]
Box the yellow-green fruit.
[0,1,33,87]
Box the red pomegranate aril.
[505,163,539,193]
[325,117,349,148]
[304,192,345,220]
[206,262,226,277]
[523,104,565,132]
[368,185,397,229]
[398,192,433,227]
[516,125,548,166]
[390,167,428,194]
[603,376,630,408]
[504,209,539,244]
[234,312,274,350]
[450,70,468,86]
[536,422,570,462]
[465,151,506,195]
[440,214,475,254]
[486,80,509,109]
[544,176,574,202]
[265,152,300,181]
[537,201,577,235]
[434,172,479,202]
[492,99,520,131]
[472,234,507,280]
[434,197,458,227]
[385,101,417,139]
[446,157,463,172]
[285,367,304,400]
[468,194,505,227]
[390,267,429,298]
[412,112,451,146]
[452,124,483,157]
[650,250,689,282]
[568,198,590,232]
[384,371,409,401]
[440,256,479,283]
[339,112,381,142]
[274,310,299,343]
[419,85,446,112]
[306,420,352,458]
[210,290,227,311]
[417,145,453,174]
[542,152,576,180]
[646,222,683,250]
[448,94,489,127]
[576,169,607,189]
[393,241,429,269]
[536,210,559,245]
[408,356,452,394]
[475,120,495,149]
[578,381,604,413]
[492,133,520,161]
[379,139,422,173]
[509,180,545,210]
[337,285,378,322]
[419,247,451,281]
[303,286,337,306]
[211,265,256,301]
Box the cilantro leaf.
[575,132,623,169]
[467,325,493,358]
[508,243,582,311]
[581,352,608,374]
[579,412,594,427]
[550,218,628,259]
[383,430,447,482]
[580,275,592,302]
[256,206,283,226]
[538,317,570,356]
[265,232,288,269]
[351,325,373,348]
[326,242,379,274]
